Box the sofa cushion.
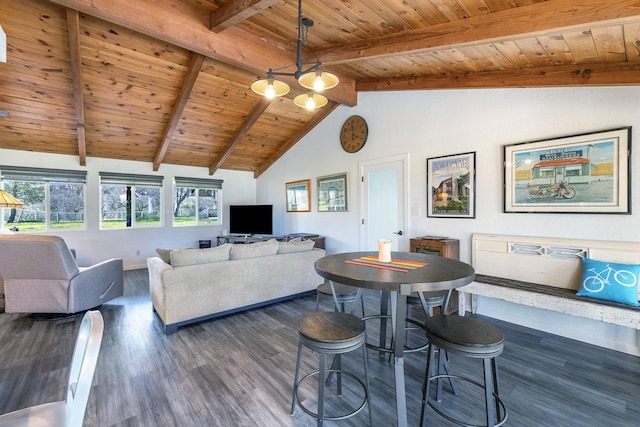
[156,248,173,264]
[576,257,640,306]
[170,244,231,267]
[230,239,279,260]
[277,238,315,254]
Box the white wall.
[257,86,640,354]
[0,149,257,269]
[3,87,639,351]
[258,86,640,260]
[3,87,638,266]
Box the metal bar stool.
[366,290,448,356]
[403,290,448,349]
[404,291,458,393]
[291,312,373,426]
[408,290,447,318]
[315,282,365,316]
[420,315,508,427]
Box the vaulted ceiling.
[2,0,640,177]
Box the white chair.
[0,310,104,427]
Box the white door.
[360,154,409,251]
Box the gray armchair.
[0,235,124,314]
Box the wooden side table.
[410,237,460,314]
[409,237,459,260]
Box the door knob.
[393,230,403,236]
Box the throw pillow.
[156,248,172,264]
[576,257,640,306]
[277,238,315,254]
[170,244,231,267]
[229,238,279,260]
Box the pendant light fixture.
[250,0,338,110]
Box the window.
[539,168,555,178]
[0,166,87,232]
[565,165,582,177]
[99,172,163,229]
[173,177,223,226]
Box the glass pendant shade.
[250,78,290,98]
[250,1,337,108]
[293,93,328,110]
[298,70,339,92]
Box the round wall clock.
[340,115,368,153]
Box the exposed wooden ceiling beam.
[315,0,640,65]
[65,8,86,166]
[356,62,640,92]
[209,0,279,33]
[209,97,272,175]
[255,102,339,178]
[46,0,357,106]
[153,52,206,171]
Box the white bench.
[457,234,640,353]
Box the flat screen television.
[229,204,273,236]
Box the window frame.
[0,166,87,232]
[99,172,164,230]
[172,176,223,227]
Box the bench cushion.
[472,274,640,312]
[576,258,640,306]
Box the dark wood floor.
[1,269,639,426]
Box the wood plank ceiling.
[1,0,640,177]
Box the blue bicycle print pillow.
[577,258,640,306]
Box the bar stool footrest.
[362,314,429,354]
[425,374,508,427]
[294,369,369,422]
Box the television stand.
[217,235,276,245]
[218,234,265,246]
[216,233,325,249]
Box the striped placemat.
[344,256,428,273]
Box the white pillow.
[155,248,172,264]
[277,239,314,254]
[170,244,231,267]
[230,239,279,260]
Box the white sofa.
[147,238,325,334]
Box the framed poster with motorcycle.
[503,127,631,214]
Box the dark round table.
[315,251,475,427]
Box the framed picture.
[317,173,348,212]
[427,152,476,218]
[504,127,631,214]
[286,179,311,212]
